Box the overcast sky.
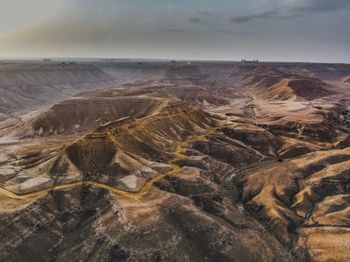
[0,0,349,62]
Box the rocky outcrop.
[0,167,16,182]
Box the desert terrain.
[0,60,350,261]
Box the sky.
[0,0,349,62]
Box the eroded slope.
[0,62,350,262]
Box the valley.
[0,60,350,261]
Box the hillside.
[253,78,334,101]
[0,62,114,114]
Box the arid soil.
[0,61,350,262]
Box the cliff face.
[0,63,114,114]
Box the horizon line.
[0,56,349,65]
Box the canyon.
[0,60,350,261]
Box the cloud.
[231,0,350,23]
[196,11,215,17]
[291,0,350,13]
[231,10,278,23]
[231,12,299,23]
[0,0,349,62]
[189,17,201,23]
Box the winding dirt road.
[0,123,236,202]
